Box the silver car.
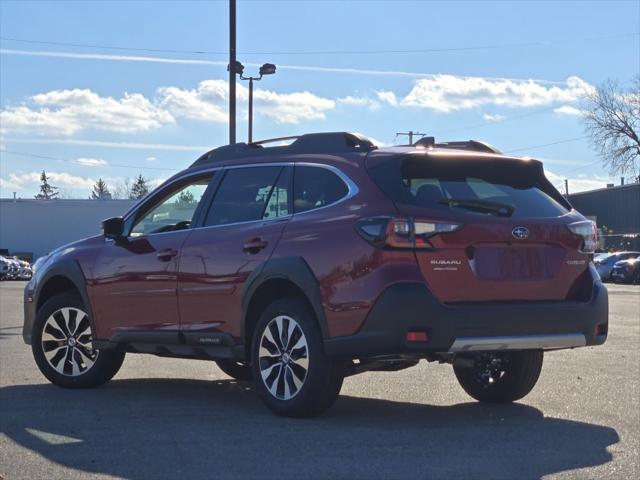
[594,251,640,281]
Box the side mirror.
[102,217,125,240]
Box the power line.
[1,31,637,56]
[1,150,179,172]
[433,105,561,136]
[504,136,588,154]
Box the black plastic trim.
[23,259,95,345]
[241,256,328,339]
[324,276,608,358]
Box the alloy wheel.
[258,315,308,400]
[41,307,98,376]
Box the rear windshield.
[367,155,569,218]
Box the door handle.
[156,248,178,261]
[243,238,268,254]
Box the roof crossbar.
[192,132,376,166]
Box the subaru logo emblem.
[512,226,529,239]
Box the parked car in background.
[611,257,640,284]
[594,251,640,281]
[0,256,32,280]
[15,258,33,280]
[0,256,10,280]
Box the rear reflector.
[595,324,608,336]
[406,331,429,342]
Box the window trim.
[292,162,359,216]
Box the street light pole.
[235,63,276,143]
[228,0,237,144]
[248,77,254,143]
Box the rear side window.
[294,165,348,213]
[204,166,287,226]
[368,156,569,219]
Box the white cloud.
[146,156,157,162]
[544,169,612,193]
[75,157,108,167]
[554,105,583,116]
[158,79,335,124]
[483,113,506,122]
[399,75,594,113]
[376,90,398,106]
[1,89,175,136]
[4,171,96,190]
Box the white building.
[0,199,136,260]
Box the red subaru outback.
[23,132,608,417]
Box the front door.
[178,165,292,341]
[90,173,214,341]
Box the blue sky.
[1,0,638,198]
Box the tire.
[453,350,543,403]
[32,293,125,388]
[251,297,344,417]
[215,359,253,381]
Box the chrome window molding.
[292,162,359,216]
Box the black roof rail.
[414,137,502,154]
[192,132,376,166]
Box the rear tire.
[215,359,252,381]
[32,293,125,388]
[251,297,344,417]
[453,350,543,403]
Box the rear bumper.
[324,276,608,357]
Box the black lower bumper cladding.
[324,275,608,357]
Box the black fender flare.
[240,256,328,342]
[34,259,97,338]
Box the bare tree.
[112,178,132,199]
[583,77,640,177]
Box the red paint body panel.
[89,232,191,339]
[177,219,289,338]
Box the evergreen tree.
[176,190,195,206]
[130,174,150,199]
[90,178,112,200]
[34,170,59,200]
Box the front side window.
[130,175,212,236]
[204,166,289,226]
[293,165,349,213]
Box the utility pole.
[564,179,569,196]
[396,131,427,145]
[229,0,237,144]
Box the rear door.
[177,165,292,341]
[367,154,588,303]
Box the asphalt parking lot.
[0,281,638,480]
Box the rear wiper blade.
[439,198,514,217]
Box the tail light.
[356,216,461,249]
[567,220,597,254]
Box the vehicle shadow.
[0,378,618,480]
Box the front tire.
[251,297,343,417]
[453,350,543,403]
[32,293,125,388]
